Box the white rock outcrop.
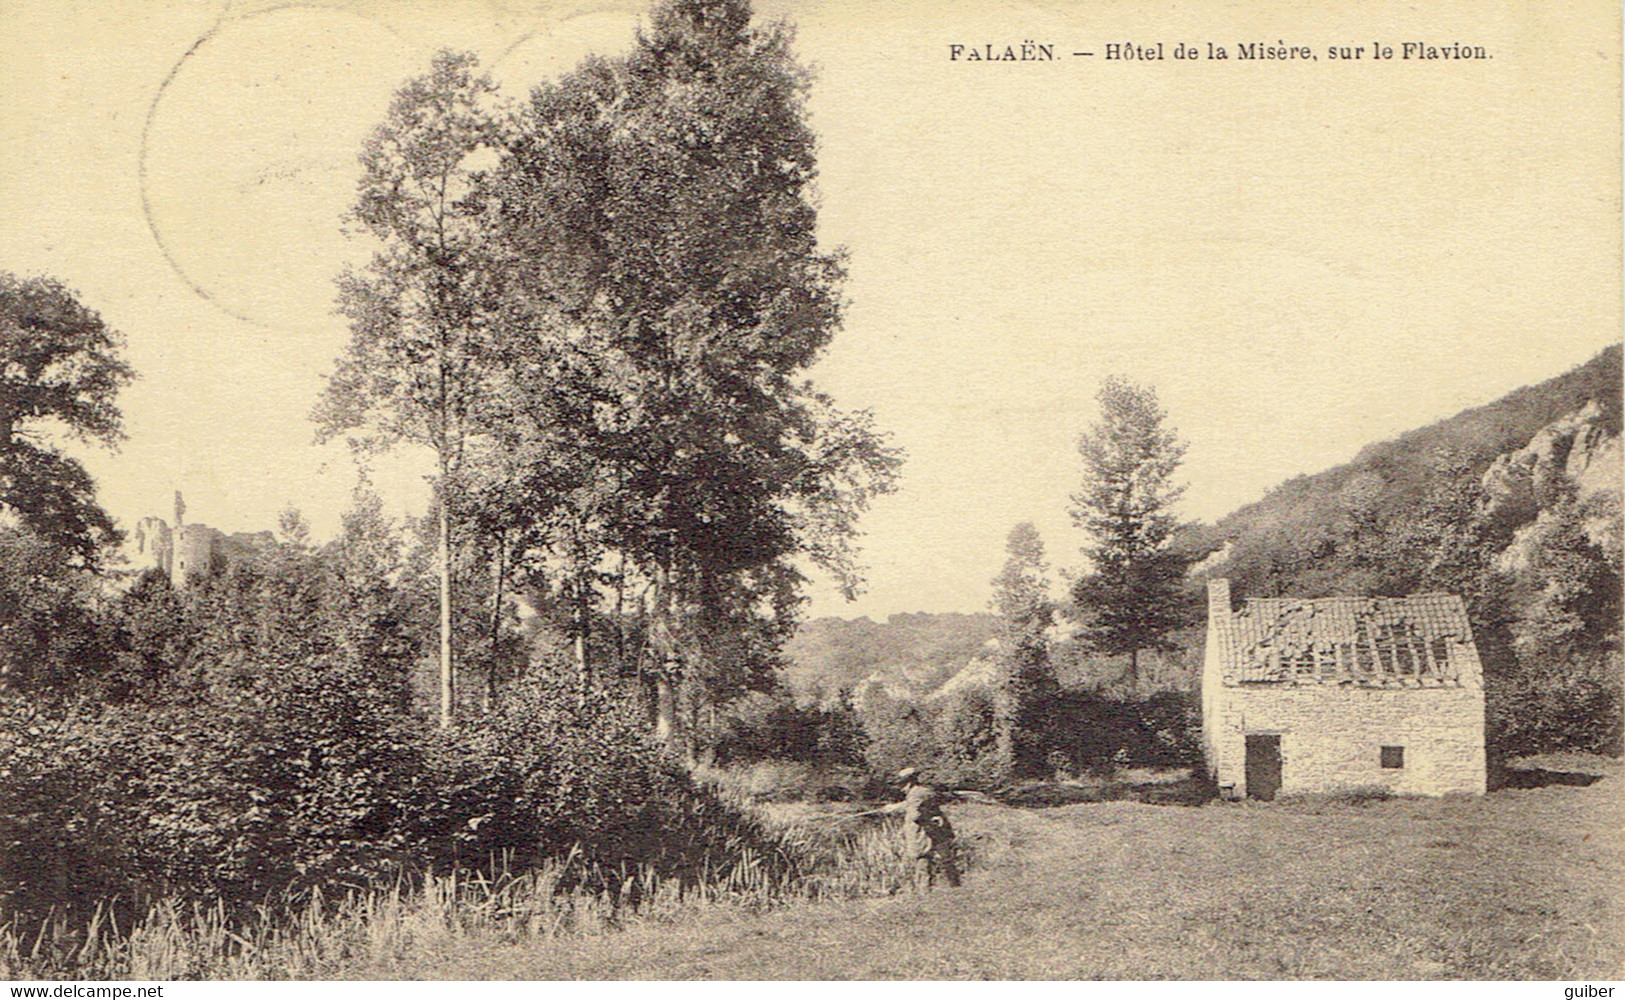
[1482,400,1621,565]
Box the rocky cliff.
[1482,399,1623,572]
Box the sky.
[1,0,1619,620]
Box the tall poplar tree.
[495,0,901,741]
[1069,377,1190,686]
[315,51,508,729]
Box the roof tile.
[1214,592,1475,686]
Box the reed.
[0,802,943,979]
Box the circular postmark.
[138,3,410,332]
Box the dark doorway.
[1245,734,1282,801]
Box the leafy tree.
[315,52,510,728]
[990,522,1055,779]
[0,272,134,566]
[933,685,1003,788]
[494,0,901,741]
[1069,377,1190,687]
[104,568,190,697]
[0,526,113,694]
[322,486,422,712]
[1500,492,1621,659]
[706,688,866,769]
[859,693,938,782]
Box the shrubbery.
[0,660,427,922]
[857,686,1006,791]
[706,691,867,770]
[1488,649,1624,758]
[434,677,798,891]
[0,529,114,693]
[859,691,1005,790]
[857,685,1201,789]
[0,671,797,928]
[0,527,795,932]
[0,699,132,919]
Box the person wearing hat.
[887,767,961,888]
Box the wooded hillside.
[1186,344,1621,601]
[781,612,998,701]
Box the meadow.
[6,755,1618,980]
[387,758,1622,980]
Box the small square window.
[1380,745,1404,769]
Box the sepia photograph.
[0,0,1620,982]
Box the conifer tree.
[1070,377,1190,687]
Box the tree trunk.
[438,501,454,730]
[650,562,681,743]
[1128,647,1139,691]
[574,571,591,706]
[484,534,505,714]
[654,670,679,742]
[994,665,1018,780]
[614,554,627,673]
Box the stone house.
[1201,578,1486,799]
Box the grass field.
[325,755,1624,980]
[6,757,1617,980]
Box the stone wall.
[1206,682,1487,797]
[170,523,218,589]
[1200,578,1231,777]
[128,516,173,576]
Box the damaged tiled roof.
[1214,592,1477,686]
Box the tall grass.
[0,806,937,979]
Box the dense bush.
[930,686,1005,788]
[0,528,115,694]
[1488,649,1624,758]
[860,687,1006,789]
[1131,691,1204,767]
[0,700,133,919]
[1,524,798,931]
[861,696,948,785]
[858,684,1201,787]
[1078,690,1201,772]
[3,533,433,917]
[447,677,798,890]
[707,691,867,769]
[125,662,424,901]
[0,658,427,922]
[1,670,800,927]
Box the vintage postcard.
[0,0,1619,983]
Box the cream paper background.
[0,0,1618,619]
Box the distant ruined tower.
[170,523,216,590]
[128,516,173,576]
[165,490,215,588]
[120,491,224,590]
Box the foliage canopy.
[0,273,133,565]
